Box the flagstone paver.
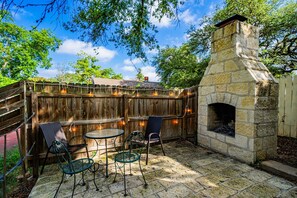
[29,141,297,197]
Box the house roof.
[92,77,162,88]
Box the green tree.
[153,44,209,88]
[1,0,184,60]
[188,0,297,76]
[136,69,145,81]
[0,13,61,81]
[58,53,123,84]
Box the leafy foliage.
[188,0,297,76]
[63,0,182,60]
[56,53,123,84]
[0,14,61,81]
[153,44,209,88]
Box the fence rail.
[278,76,297,138]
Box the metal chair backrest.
[51,140,73,171]
[39,122,68,149]
[145,116,163,140]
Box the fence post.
[122,94,129,138]
[31,92,39,178]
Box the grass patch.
[0,146,22,195]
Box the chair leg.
[81,172,86,186]
[123,164,127,196]
[72,174,76,197]
[93,170,99,191]
[85,146,90,159]
[40,149,50,175]
[159,137,166,156]
[113,161,118,183]
[146,142,150,165]
[54,173,64,198]
[138,160,148,187]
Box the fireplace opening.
[208,103,235,137]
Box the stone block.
[218,48,236,62]
[198,115,207,126]
[232,70,254,83]
[206,95,212,104]
[224,21,238,37]
[199,96,207,105]
[216,133,226,142]
[263,136,277,149]
[227,83,249,95]
[236,122,255,137]
[224,60,239,72]
[213,73,231,84]
[266,147,277,158]
[240,22,257,38]
[237,96,255,110]
[209,53,218,64]
[248,138,254,151]
[206,130,217,138]
[228,146,255,163]
[253,138,263,151]
[208,63,224,74]
[215,84,227,92]
[236,109,248,122]
[247,38,259,50]
[223,93,232,104]
[213,37,233,52]
[256,122,277,137]
[256,150,267,160]
[210,93,216,103]
[248,83,256,96]
[213,28,223,41]
[255,97,278,110]
[216,93,225,102]
[200,86,215,96]
[199,76,213,86]
[198,134,210,147]
[270,83,279,96]
[230,95,239,106]
[199,105,207,116]
[226,134,248,149]
[247,110,255,123]
[210,139,228,154]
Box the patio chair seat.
[114,152,140,163]
[61,158,94,175]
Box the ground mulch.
[7,136,297,197]
[273,136,297,168]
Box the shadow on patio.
[29,141,297,198]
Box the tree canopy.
[153,44,209,88]
[56,53,122,84]
[0,12,61,81]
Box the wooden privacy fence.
[278,76,297,138]
[24,81,198,176]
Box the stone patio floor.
[29,140,297,198]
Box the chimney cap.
[215,14,247,28]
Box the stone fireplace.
[197,15,279,164]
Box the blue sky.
[12,0,222,82]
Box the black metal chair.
[135,116,165,165]
[113,131,148,196]
[39,122,89,175]
[51,140,99,197]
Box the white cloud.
[150,16,172,28]
[141,66,160,82]
[57,39,117,62]
[122,65,136,72]
[38,68,59,78]
[123,58,142,65]
[180,9,197,24]
[147,48,159,55]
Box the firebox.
[208,103,235,137]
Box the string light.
[169,91,174,97]
[140,120,145,127]
[152,89,158,96]
[70,122,77,132]
[96,124,103,130]
[172,119,179,125]
[60,88,67,94]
